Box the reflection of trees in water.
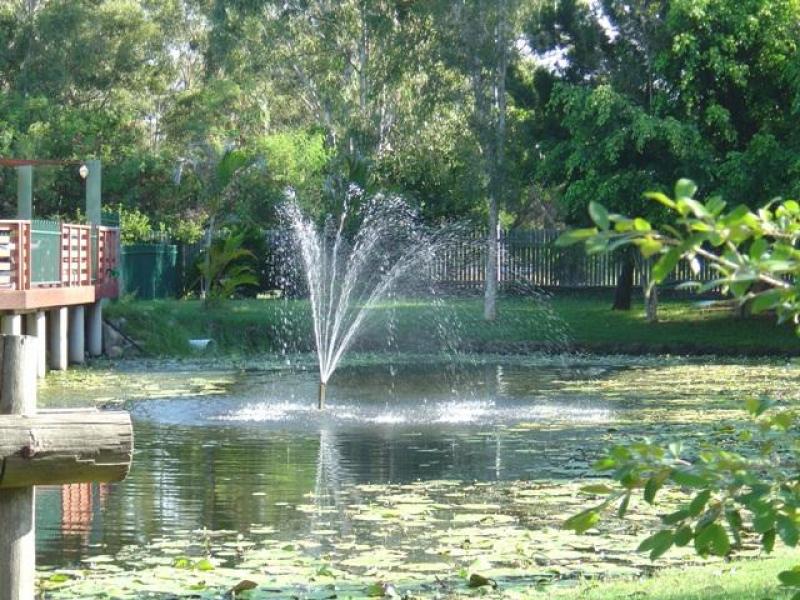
[39,419,530,565]
[39,424,322,561]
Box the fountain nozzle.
[318,382,326,410]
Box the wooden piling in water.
[0,336,37,600]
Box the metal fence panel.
[30,219,61,284]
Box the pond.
[34,355,800,598]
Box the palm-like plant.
[196,231,258,305]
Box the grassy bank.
[105,290,799,358]
[546,554,795,600]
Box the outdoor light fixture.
[79,164,89,179]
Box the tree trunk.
[201,214,216,301]
[484,203,498,320]
[613,253,635,310]
[641,258,658,322]
[645,284,658,322]
[482,0,508,322]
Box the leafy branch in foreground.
[559,180,800,597]
[558,178,800,327]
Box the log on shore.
[0,409,132,488]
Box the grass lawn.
[543,554,796,600]
[106,290,799,357]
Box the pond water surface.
[33,356,800,598]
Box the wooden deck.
[0,220,119,312]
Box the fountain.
[284,189,442,408]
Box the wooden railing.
[0,220,118,293]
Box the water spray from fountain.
[284,186,442,409]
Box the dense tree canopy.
[0,0,798,239]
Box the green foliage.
[559,179,800,326]
[526,0,800,227]
[118,206,153,245]
[562,179,800,594]
[568,402,800,589]
[196,232,258,305]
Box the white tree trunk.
[484,201,498,321]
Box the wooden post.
[1,315,21,336]
[48,307,67,371]
[23,313,46,378]
[0,336,37,600]
[85,160,101,227]
[68,306,84,364]
[0,335,131,600]
[16,167,32,221]
[86,301,103,357]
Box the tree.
[520,0,800,311]
[174,143,254,298]
[428,0,524,320]
[559,179,800,594]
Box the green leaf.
[652,248,681,282]
[366,582,388,597]
[644,191,676,209]
[195,558,215,571]
[694,523,729,557]
[706,195,726,216]
[633,217,651,232]
[589,202,610,230]
[661,509,690,525]
[593,456,617,471]
[680,197,710,219]
[726,508,743,529]
[614,218,634,232]
[750,290,784,314]
[618,492,631,518]
[636,237,662,258]
[778,568,800,587]
[638,529,674,560]
[689,490,711,516]
[671,470,709,488]
[555,228,598,247]
[644,474,667,505]
[778,515,800,547]
[674,525,693,547]
[564,508,600,533]
[745,396,776,417]
[770,410,794,430]
[763,528,776,553]
[675,178,698,199]
[783,199,800,213]
[749,238,768,260]
[754,511,777,533]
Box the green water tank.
[121,243,178,299]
